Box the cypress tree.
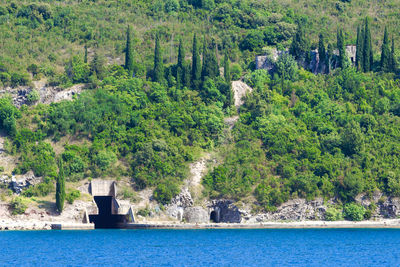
[289,23,309,61]
[380,26,390,72]
[192,34,201,89]
[84,44,88,64]
[363,17,372,72]
[355,26,362,70]
[327,44,333,74]
[390,38,397,73]
[201,37,207,81]
[153,34,164,83]
[202,39,219,80]
[337,29,346,69]
[183,64,191,88]
[56,158,65,213]
[223,49,230,83]
[125,26,134,76]
[177,38,185,72]
[318,34,326,73]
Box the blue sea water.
[0,229,400,266]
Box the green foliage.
[380,27,391,72]
[325,206,343,221]
[26,89,40,104]
[66,189,80,204]
[153,181,179,204]
[0,97,20,136]
[10,197,28,215]
[56,158,66,213]
[343,203,366,221]
[289,23,309,61]
[192,34,202,90]
[201,39,220,81]
[153,34,164,83]
[276,53,298,81]
[23,177,54,197]
[363,17,373,72]
[125,26,134,76]
[337,29,346,69]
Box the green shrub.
[137,206,151,217]
[343,203,366,221]
[153,181,180,204]
[27,89,40,104]
[22,177,54,197]
[10,197,28,215]
[325,206,343,221]
[66,189,80,204]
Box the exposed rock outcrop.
[166,189,193,221]
[0,171,41,194]
[183,206,209,223]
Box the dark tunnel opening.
[89,196,126,229]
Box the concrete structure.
[88,180,135,228]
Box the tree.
[83,45,87,63]
[363,17,373,72]
[192,34,201,89]
[153,33,164,83]
[176,38,185,88]
[337,29,346,69]
[201,38,219,81]
[177,38,185,73]
[318,34,326,73]
[56,158,66,213]
[276,53,298,81]
[125,25,134,76]
[223,49,230,83]
[390,38,397,73]
[289,23,309,61]
[90,51,106,80]
[355,26,364,71]
[380,26,390,72]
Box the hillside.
[0,0,399,223]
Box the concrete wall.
[89,180,117,197]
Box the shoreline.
[2,219,400,230]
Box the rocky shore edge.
[2,219,400,230]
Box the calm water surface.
[1,229,400,266]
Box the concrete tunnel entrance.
[89,196,127,229]
[88,180,134,229]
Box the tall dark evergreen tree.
[153,34,164,83]
[84,44,88,64]
[192,34,201,89]
[380,26,390,72]
[289,23,309,61]
[223,49,230,83]
[176,38,185,88]
[201,39,219,81]
[390,37,397,73]
[125,26,134,76]
[363,17,373,72]
[177,38,185,72]
[56,158,65,213]
[355,26,362,70]
[337,29,346,69]
[318,34,326,73]
[183,64,191,88]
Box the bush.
[230,63,242,80]
[10,197,28,215]
[27,89,40,104]
[343,203,366,221]
[325,206,343,221]
[137,206,151,217]
[22,177,54,197]
[66,189,80,204]
[153,181,180,204]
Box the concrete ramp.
[89,180,117,197]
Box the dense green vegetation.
[0,0,399,215]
